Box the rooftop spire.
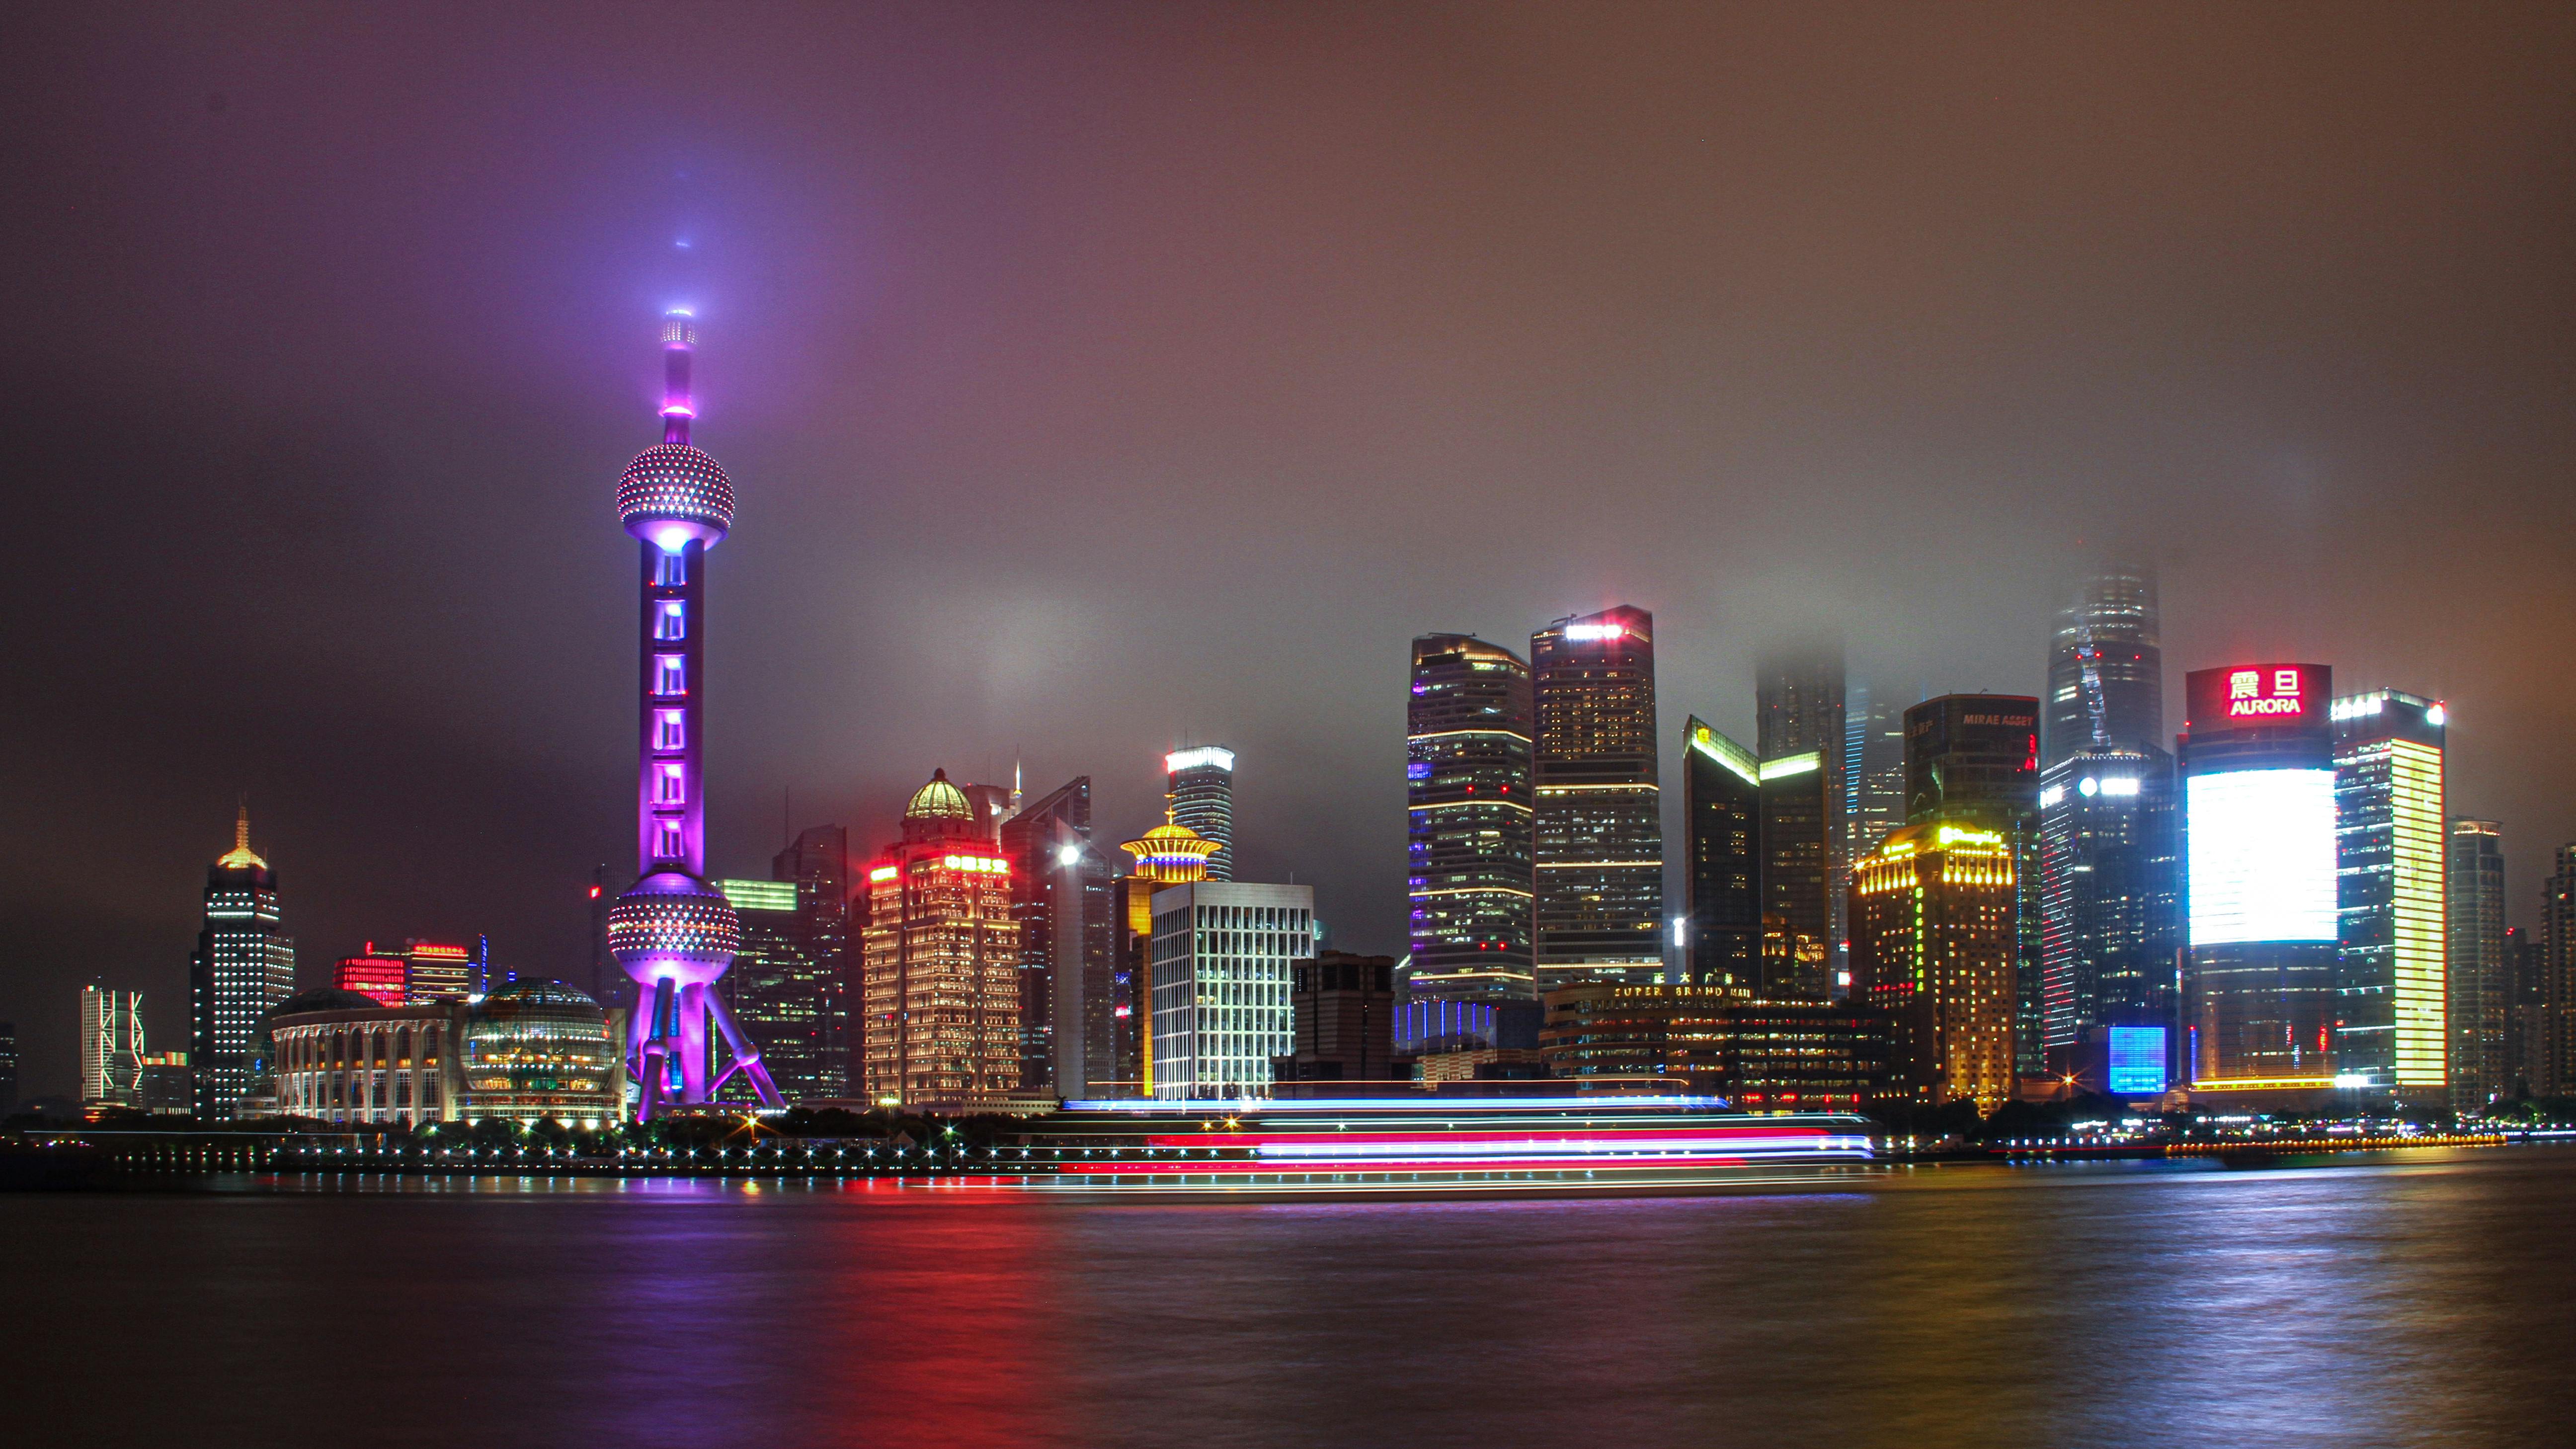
[216,802,267,871]
[660,309,696,445]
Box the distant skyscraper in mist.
[1407,634,1536,999]
[1759,640,1847,983]
[1846,682,1906,862]
[2045,564,2163,769]
[1166,747,1236,882]
[1530,607,1663,989]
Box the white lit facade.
[1149,882,1314,1098]
[2185,768,2339,947]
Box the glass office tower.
[715,878,835,1101]
[1530,607,1664,989]
[2181,663,2340,1102]
[2332,690,2448,1107]
[999,777,1116,1097]
[1683,719,1762,989]
[2045,564,2164,769]
[1407,634,1536,999]
[1846,681,1907,862]
[2037,745,2181,1076]
[1165,747,1236,882]
[1760,641,1848,980]
[2445,818,2508,1111]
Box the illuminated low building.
[140,1052,192,1116]
[269,988,462,1127]
[80,984,144,1115]
[1848,821,2018,1113]
[458,981,625,1126]
[1538,983,1887,1107]
[860,771,1023,1111]
[1149,882,1315,1099]
[334,952,408,1007]
[2332,689,2448,1109]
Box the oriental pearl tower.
[605,310,784,1119]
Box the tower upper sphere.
[617,443,735,548]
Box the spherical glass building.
[460,981,624,1127]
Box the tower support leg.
[708,989,787,1108]
[636,977,677,1123]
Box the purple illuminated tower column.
[605,310,784,1120]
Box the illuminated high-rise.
[1757,747,1834,998]
[1849,820,2019,1113]
[2037,746,2181,1078]
[772,824,853,1094]
[2543,856,2576,1096]
[1530,607,1663,989]
[716,878,838,1102]
[2445,818,2508,1111]
[1845,681,1907,862]
[1000,777,1115,1097]
[2331,690,2447,1107]
[80,984,144,1114]
[2180,663,2340,1101]
[2045,563,2163,769]
[859,771,1023,1110]
[1906,694,2043,1073]
[1682,719,1761,988]
[1165,747,1236,882]
[1407,634,1535,999]
[1760,641,1848,980]
[602,311,782,1118]
[188,807,295,1120]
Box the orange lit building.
[1848,821,2018,1113]
[1114,815,1221,1095]
[859,771,1022,1110]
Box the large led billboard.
[2184,663,2328,729]
[2186,767,2337,945]
[2106,1026,2169,1096]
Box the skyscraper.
[189,807,295,1121]
[1849,821,2019,1114]
[0,1021,17,1117]
[1845,681,1907,862]
[859,771,1023,1110]
[2445,818,2508,1112]
[2045,563,2163,769]
[1407,634,1536,999]
[715,878,835,1102]
[2332,690,2448,1107]
[1000,777,1115,1097]
[2037,746,2181,1078]
[2541,846,2576,1098]
[1148,881,1314,1098]
[1165,747,1236,882]
[2505,922,2552,1097]
[1906,694,2043,1074]
[603,310,781,1118]
[2180,663,2340,1102]
[772,824,853,1095]
[1530,607,1663,989]
[1758,747,1835,998]
[1759,641,1848,978]
[1682,719,1761,989]
[80,984,144,1114]
[1117,814,1220,1096]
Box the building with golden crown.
[1114,815,1221,1094]
[859,771,1022,1110]
[1848,820,2018,1114]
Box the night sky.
[6,3,2574,1096]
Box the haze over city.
[8,2,2571,1094]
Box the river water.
[4,1145,2570,1448]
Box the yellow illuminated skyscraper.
[859,771,1022,1110]
[1117,815,1220,1094]
[2332,690,2448,1108]
[1848,821,2018,1114]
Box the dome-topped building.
[460,980,624,1127]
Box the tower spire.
[660,309,696,446]
[215,800,266,871]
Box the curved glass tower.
[1407,634,1535,999]
[604,312,783,1120]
